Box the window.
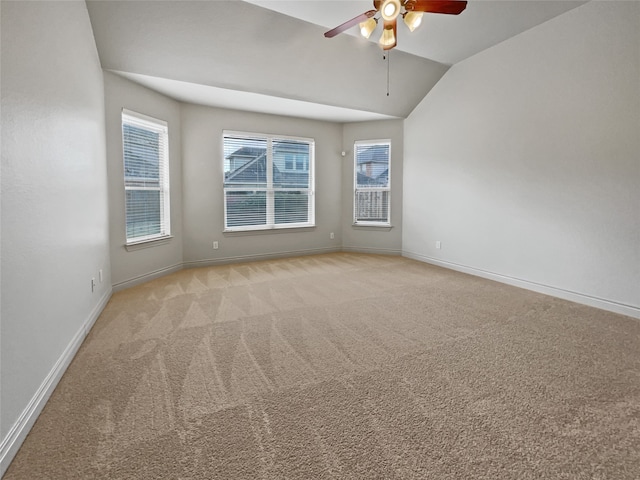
[354,140,390,225]
[285,154,294,170]
[223,131,314,231]
[284,153,307,171]
[122,110,170,244]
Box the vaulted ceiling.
[86,0,585,122]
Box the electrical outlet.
[91,278,96,293]
[330,232,335,239]
[436,241,441,249]
[213,241,219,250]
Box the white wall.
[181,103,343,266]
[404,1,640,317]
[342,120,404,255]
[1,1,111,473]
[103,72,183,289]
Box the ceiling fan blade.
[324,9,377,38]
[381,18,397,51]
[406,0,467,15]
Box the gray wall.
[103,80,397,284]
[403,1,640,317]
[181,103,343,266]
[1,1,111,472]
[104,72,184,289]
[342,120,404,255]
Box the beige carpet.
[5,253,640,479]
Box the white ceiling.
[113,71,400,123]
[245,0,586,65]
[87,0,586,123]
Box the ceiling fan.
[324,0,467,50]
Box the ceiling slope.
[86,0,449,120]
[246,0,587,65]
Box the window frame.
[121,109,171,246]
[222,130,315,233]
[353,139,391,227]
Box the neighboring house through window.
[223,131,315,231]
[354,140,390,225]
[121,109,170,244]
[284,153,308,171]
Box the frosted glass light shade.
[380,0,401,21]
[379,25,396,48]
[403,11,423,32]
[359,18,377,38]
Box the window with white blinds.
[354,140,391,225]
[223,131,314,231]
[122,110,170,244]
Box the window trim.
[122,108,171,246]
[353,139,391,227]
[124,235,174,252]
[222,130,315,233]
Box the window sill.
[352,223,393,231]
[125,235,173,251]
[224,225,316,237]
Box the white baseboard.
[403,251,640,320]
[341,246,402,256]
[112,263,183,292]
[0,288,113,477]
[183,246,341,269]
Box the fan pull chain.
[386,50,390,96]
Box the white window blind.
[122,110,170,244]
[354,140,390,225]
[223,131,314,231]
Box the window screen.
[354,140,390,225]
[223,132,314,231]
[122,110,170,243]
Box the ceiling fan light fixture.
[403,11,423,32]
[379,25,396,48]
[380,0,401,21]
[359,17,377,38]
